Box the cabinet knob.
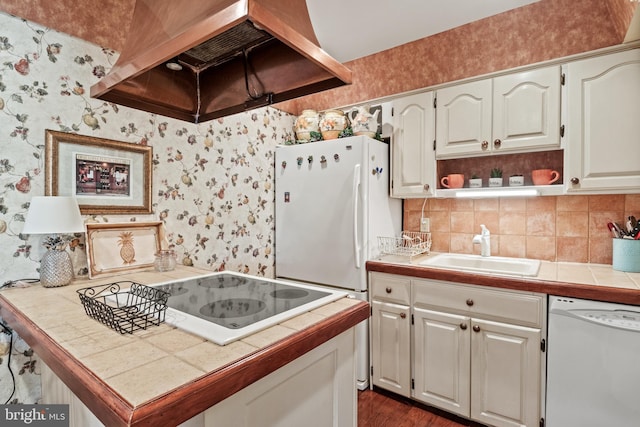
[460,323,468,330]
[571,177,580,185]
[473,325,481,332]
[481,141,489,150]
[423,184,430,191]
[385,287,392,294]
[466,298,474,307]
[400,312,406,319]
[493,138,502,148]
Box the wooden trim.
[0,296,368,427]
[0,298,132,426]
[366,261,640,305]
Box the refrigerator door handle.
[353,163,361,268]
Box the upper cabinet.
[390,91,436,198]
[565,49,640,194]
[436,66,562,159]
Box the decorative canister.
[349,105,380,138]
[293,109,320,142]
[319,109,347,140]
[154,249,177,272]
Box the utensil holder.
[612,239,640,273]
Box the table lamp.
[22,196,85,287]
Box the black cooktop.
[155,273,330,329]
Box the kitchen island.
[0,266,369,427]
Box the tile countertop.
[367,253,640,306]
[0,266,369,427]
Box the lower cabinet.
[413,307,470,416]
[370,273,411,397]
[370,272,546,427]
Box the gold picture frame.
[85,222,164,279]
[45,129,152,215]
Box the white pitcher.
[349,105,380,138]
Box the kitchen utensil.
[532,169,560,185]
[626,216,637,233]
[441,174,464,189]
[607,222,619,238]
[613,222,627,237]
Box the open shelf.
[436,149,564,194]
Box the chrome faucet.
[472,224,491,257]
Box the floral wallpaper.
[0,11,294,404]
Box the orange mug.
[441,174,464,189]
[532,169,560,185]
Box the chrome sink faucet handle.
[472,224,491,257]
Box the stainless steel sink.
[419,253,541,277]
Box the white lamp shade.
[22,196,85,234]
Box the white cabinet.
[369,272,411,396]
[565,48,640,193]
[436,66,561,159]
[390,91,436,198]
[205,329,356,427]
[369,272,546,427]
[413,278,544,427]
[435,79,491,158]
[470,318,541,427]
[413,307,470,416]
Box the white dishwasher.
[546,296,640,427]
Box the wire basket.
[77,281,169,334]
[378,231,432,257]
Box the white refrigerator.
[275,135,402,389]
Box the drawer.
[370,273,411,305]
[412,279,544,328]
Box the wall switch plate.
[420,217,430,233]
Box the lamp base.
[40,249,74,287]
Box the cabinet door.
[435,79,492,158]
[391,91,436,198]
[565,49,640,193]
[492,66,561,152]
[470,318,541,427]
[413,307,471,417]
[371,299,411,396]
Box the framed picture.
[45,129,152,214]
[85,221,164,278]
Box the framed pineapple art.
[85,221,165,278]
[44,129,152,215]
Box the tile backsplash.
[404,194,640,264]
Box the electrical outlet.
[420,217,430,233]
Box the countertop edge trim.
[366,261,640,305]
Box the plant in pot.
[489,168,503,187]
[469,173,483,188]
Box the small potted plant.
[489,168,503,187]
[469,173,483,188]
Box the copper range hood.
[90,0,352,123]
